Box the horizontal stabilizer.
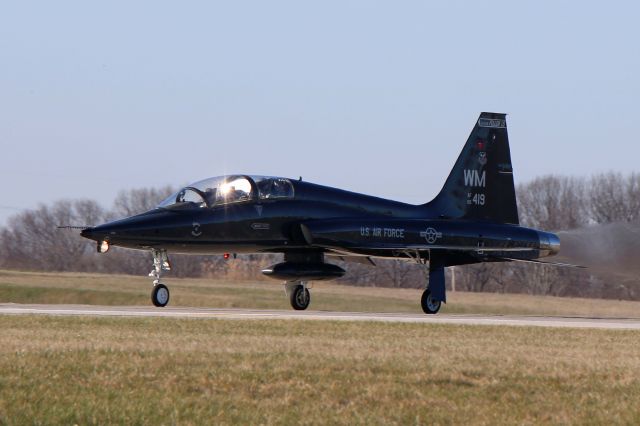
[494,256,586,268]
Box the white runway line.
[1,303,640,330]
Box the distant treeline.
[1,173,639,300]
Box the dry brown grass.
[2,269,640,318]
[0,315,639,425]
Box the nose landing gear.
[149,249,171,307]
[152,283,170,307]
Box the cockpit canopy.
[157,175,295,209]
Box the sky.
[1,1,639,225]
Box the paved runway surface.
[2,303,640,330]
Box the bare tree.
[110,185,175,219]
[335,260,379,287]
[626,173,640,220]
[460,263,497,292]
[588,172,640,224]
[517,175,588,230]
[374,260,421,288]
[0,200,105,271]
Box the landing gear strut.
[285,281,310,310]
[406,250,446,315]
[149,249,171,307]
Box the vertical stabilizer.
[428,112,519,225]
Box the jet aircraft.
[80,112,562,314]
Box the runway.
[1,303,640,330]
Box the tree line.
[0,172,638,299]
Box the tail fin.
[428,112,519,225]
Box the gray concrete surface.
[1,303,640,330]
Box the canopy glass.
[157,175,294,209]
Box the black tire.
[421,288,441,315]
[151,283,170,307]
[290,285,310,310]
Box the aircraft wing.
[325,253,377,266]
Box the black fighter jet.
[81,112,562,314]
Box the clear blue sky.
[1,1,639,224]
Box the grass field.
[1,315,639,425]
[2,270,640,424]
[3,269,640,317]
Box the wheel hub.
[426,294,440,311]
[156,287,169,305]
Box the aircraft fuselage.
[78,112,565,314]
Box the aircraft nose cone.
[79,211,167,245]
[538,231,560,256]
[81,227,96,240]
[80,225,111,242]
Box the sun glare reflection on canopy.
[157,175,294,209]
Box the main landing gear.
[420,262,446,315]
[421,288,441,314]
[285,281,310,310]
[406,251,446,315]
[149,249,171,307]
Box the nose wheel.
[151,283,170,307]
[149,249,171,307]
